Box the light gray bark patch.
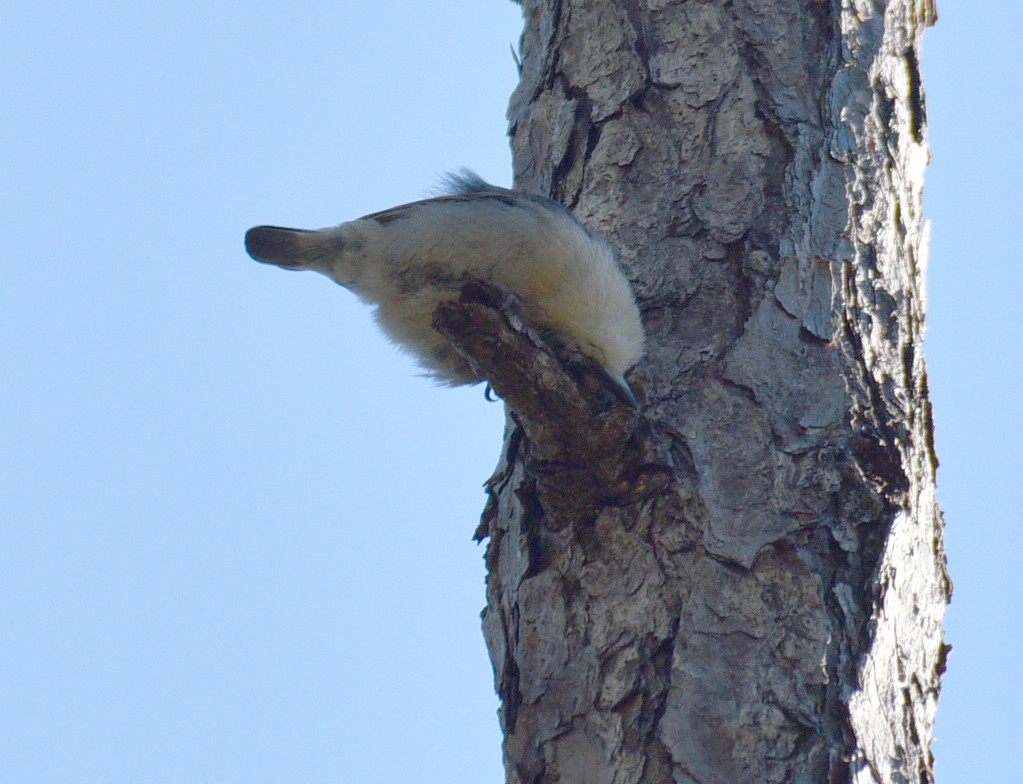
[830,66,872,161]
[724,296,848,452]
[514,575,569,705]
[773,256,837,340]
[560,0,645,121]
[492,458,536,589]
[508,0,560,131]
[809,158,850,257]
[732,0,819,125]
[802,257,836,339]
[575,113,676,241]
[579,544,673,650]
[661,558,830,784]
[512,88,579,193]
[683,382,797,565]
[482,605,509,695]
[546,715,638,784]
[773,259,804,318]
[647,3,739,104]
[692,82,771,243]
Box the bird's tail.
[245,225,337,270]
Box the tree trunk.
[472,1,949,781]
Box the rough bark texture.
[460,1,949,782]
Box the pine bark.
[464,1,949,781]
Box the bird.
[245,171,644,405]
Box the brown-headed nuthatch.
[245,171,644,404]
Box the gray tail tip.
[244,225,308,266]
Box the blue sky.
[1,2,1016,782]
